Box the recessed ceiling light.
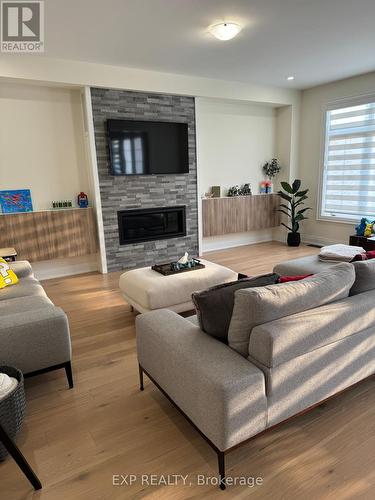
[287,76,295,81]
[209,22,242,41]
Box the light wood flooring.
[3,242,375,499]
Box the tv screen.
[107,119,189,175]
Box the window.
[320,97,375,222]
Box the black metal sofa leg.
[0,423,42,490]
[217,451,226,490]
[139,364,144,391]
[64,361,74,389]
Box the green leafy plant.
[278,179,311,233]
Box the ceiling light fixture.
[287,76,295,81]
[209,22,242,41]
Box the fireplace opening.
[118,206,186,245]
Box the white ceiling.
[42,0,375,89]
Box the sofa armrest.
[0,307,71,374]
[136,310,267,451]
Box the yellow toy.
[0,257,18,289]
[364,223,374,237]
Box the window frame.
[317,93,375,224]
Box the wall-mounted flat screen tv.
[107,119,189,175]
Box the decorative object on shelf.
[278,179,311,247]
[260,180,273,194]
[0,190,33,214]
[227,185,241,197]
[152,257,205,276]
[262,158,281,195]
[52,200,73,209]
[355,217,375,237]
[240,183,252,196]
[262,158,281,179]
[77,192,88,208]
[211,186,221,198]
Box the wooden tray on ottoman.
[152,259,205,276]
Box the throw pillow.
[0,258,18,289]
[228,262,355,357]
[350,259,375,295]
[278,274,313,283]
[351,250,375,262]
[192,273,279,343]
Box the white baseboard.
[300,234,346,247]
[33,254,99,281]
[202,230,273,253]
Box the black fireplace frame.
[117,206,186,245]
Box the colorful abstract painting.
[0,190,33,213]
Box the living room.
[0,0,375,498]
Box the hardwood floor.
[3,242,375,499]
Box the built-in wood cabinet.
[202,194,280,237]
[0,208,98,262]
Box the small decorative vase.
[287,232,301,247]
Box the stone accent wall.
[91,88,198,272]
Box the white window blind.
[320,99,375,221]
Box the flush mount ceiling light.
[209,22,242,41]
[287,76,295,80]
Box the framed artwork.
[0,190,33,213]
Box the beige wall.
[196,98,276,197]
[299,71,375,245]
[0,83,90,210]
[195,97,289,252]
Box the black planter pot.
[287,232,301,247]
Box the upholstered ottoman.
[273,255,336,276]
[119,259,238,313]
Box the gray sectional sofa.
[0,261,73,387]
[136,261,375,489]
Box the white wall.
[196,97,279,252]
[0,82,91,210]
[196,98,276,196]
[299,71,375,245]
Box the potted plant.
[278,179,310,247]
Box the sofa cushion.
[249,288,375,368]
[192,273,279,343]
[273,255,334,275]
[0,277,47,301]
[350,259,375,295]
[228,263,355,357]
[0,295,53,315]
[9,260,34,279]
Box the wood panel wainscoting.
[202,194,280,237]
[0,208,98,262]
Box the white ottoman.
[119,259,238,313]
